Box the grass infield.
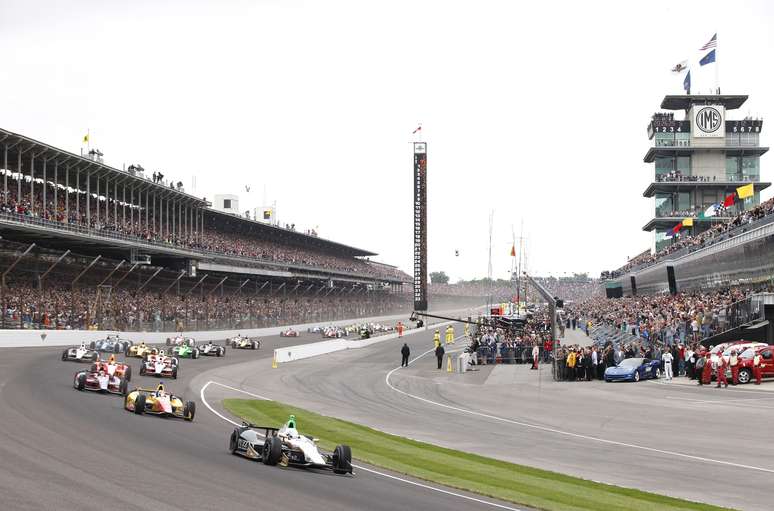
[223,399,733,511]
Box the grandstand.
[0,128,411,330]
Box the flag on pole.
[699,33,717,51]
[671,60,688,73]
[510,244,516,257]
[703,203,721,218]
[412,125,422,135]
[736,183,754,200]
[682,218,694,227]
[723,193,737,208]
[700,49,716,66]
[672,222,682,234]
[82,133,89,144]
[683,71,691,93]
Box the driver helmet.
[158,349,165,357]
[156,382,166,395]
[287,414,296,429]
[80,342,86,349]
[140,341,146,347]
[108,354,116,364]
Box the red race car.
[73,367,129,396]
[280,329,299,338]
[91,355,132,381]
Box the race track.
[208,324,774,511]
[0,323,520,511]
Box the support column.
[29,153,34,216]
[145,189,149,233]
[114,180,117,227]
[16,150,21,211]
[122,183,126,228]
[95,174,99,225]
[42,158,47,218]
[53,161,58,221]
[75,168,79,221]
[3,144,7,208]
[65,165,69,222]
[86,170,91,227]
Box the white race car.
[230,335,260,350]
[229,415,352,474]
[166,335,195,347]
[61,344,100,363]
[198,342,226,357]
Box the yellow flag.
[736,183,754,200]
[82,133,89,144]
[682,218,694,227]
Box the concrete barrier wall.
[0,306,479,349]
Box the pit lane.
[0,319,519,511]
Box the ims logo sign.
[695,106,723,135]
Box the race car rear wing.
[243,422,280,437]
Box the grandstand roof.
[205,208,377,257]
[0,128,207,206]
[661,95,748,111]
[644,145,769,163]
[642,181,771,197]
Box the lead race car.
[61,343,100,363]
[90,335,133,354]
[197,341,226,357]
[228,415,352,475]
[230,335,260,350]
[166,335,195,347]
[139,352,179,379]
[124,383,195,421]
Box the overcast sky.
[2,0,772,281]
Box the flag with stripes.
[699,33,717,51]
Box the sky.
[2,0,773,282]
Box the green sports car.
[171,344,200,359]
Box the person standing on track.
[716,353,729,388]
[699,353,711,386]
[445,325,454,345]
[531,343,539,370]
[400,343,410,367]
[753,350,763,385]
[397,321,404,338]
[661,349,674,381]
[729,349,740,385]
[433,329,441,349]
[435,343,445,369]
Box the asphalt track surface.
[216,325,774,511]
[0,319,522,511]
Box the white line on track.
[385,349,774,475]
[199,379,523,511]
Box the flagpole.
[715,32,719,94]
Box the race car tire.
[229,431,238,454]
[166,338,171,346]
[192,349,199,360]
[231,341,236,349]
[654,368,661,379]
[89,341,96,350]
[634,371,640,382]
[119,378,128,396]
[123,365,132,381]
[114,344,122,354]
[139,365,146,376]
[61,349,69,361]
[263,437,281,465]
[333,444,352,474]
[172,367,179,379]
[134,394,146,415]
[217,347,224,357]
[251,341,258,350]
[738,368,752,384]
[76,373,87,391]
[184,401,196,422]
[90,352,98,362]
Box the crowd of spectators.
[1,276,410,331]
[0,174,408,281]
[610,196,774,277]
